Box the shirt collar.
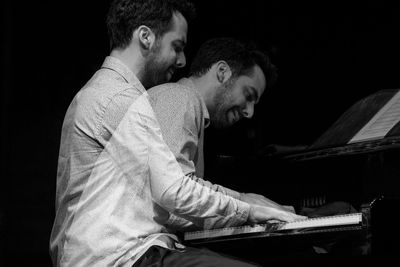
[178,78,210,128]
[101,56,146,94]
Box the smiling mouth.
[230,109,241,124]
[236,109,243,120]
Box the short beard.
[209,78,235,129]
[140,42,168,89]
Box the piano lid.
[286,89,400,161]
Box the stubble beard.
[210,80,235,129]
[141,45,170,89]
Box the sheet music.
[349,90,400,143]
[184,213,362,241]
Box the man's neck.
[189,75,215,108]
[110,48,144,79]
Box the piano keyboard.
[184,213,363,241]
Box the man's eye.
[245,91,253,101]
[174,46,183,53]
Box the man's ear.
[137,25,155,50]
[216,61,232,83]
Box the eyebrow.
[173,39,186,48]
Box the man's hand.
[248,205,307,224]
[240,193,295,213]
[240,193,307,224]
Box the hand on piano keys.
[240,193,295,213]
[240,193,307,224]
[248,204,307,225]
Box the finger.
[278,212,306,223]
[265,219,282,224]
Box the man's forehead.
[235,66,266,102]
[254,65,266,90]
[242,66,266,90]
[164,11,187,42]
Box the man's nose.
[243,102,254,119]
[176,53,186,68]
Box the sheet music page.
[349,90,400,144]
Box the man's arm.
[239,193,296,213]
[149,86,243,197]
[110,93,249,229]
[149,85,297,230]
[148,86,244,230]
[129,93,304,229]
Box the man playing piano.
[149,37,300,224]
[146,37,308,263]
[50,1,305,266]
[148,37,367,264]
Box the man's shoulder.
[80,68,143,103]
[149,80,203,108]
[149,82,196,98]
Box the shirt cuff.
[234,199,251,225]
[224,187,242,199]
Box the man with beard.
[148,37,298,233]
[149,38,362,263]
[50,1,304,267]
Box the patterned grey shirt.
[149,78,244,230]
[50,57,250,266]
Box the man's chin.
[165,72,172,82]
[212,119,232,129]
[159,69,174,84]
[151,75,170,87]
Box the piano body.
[184,89,400,266]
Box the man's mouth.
[229,109,241,124]
[167,68,175,77]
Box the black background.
[2,1,400,265]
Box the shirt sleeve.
[165,175,241,231]
[149,87,242,199]
[112,92,250,230]
[149,87,245,230]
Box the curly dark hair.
[106,0,196,50]
[189,38,278,90]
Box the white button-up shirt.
[50,56,250,267]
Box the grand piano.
[183,89,400,266]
